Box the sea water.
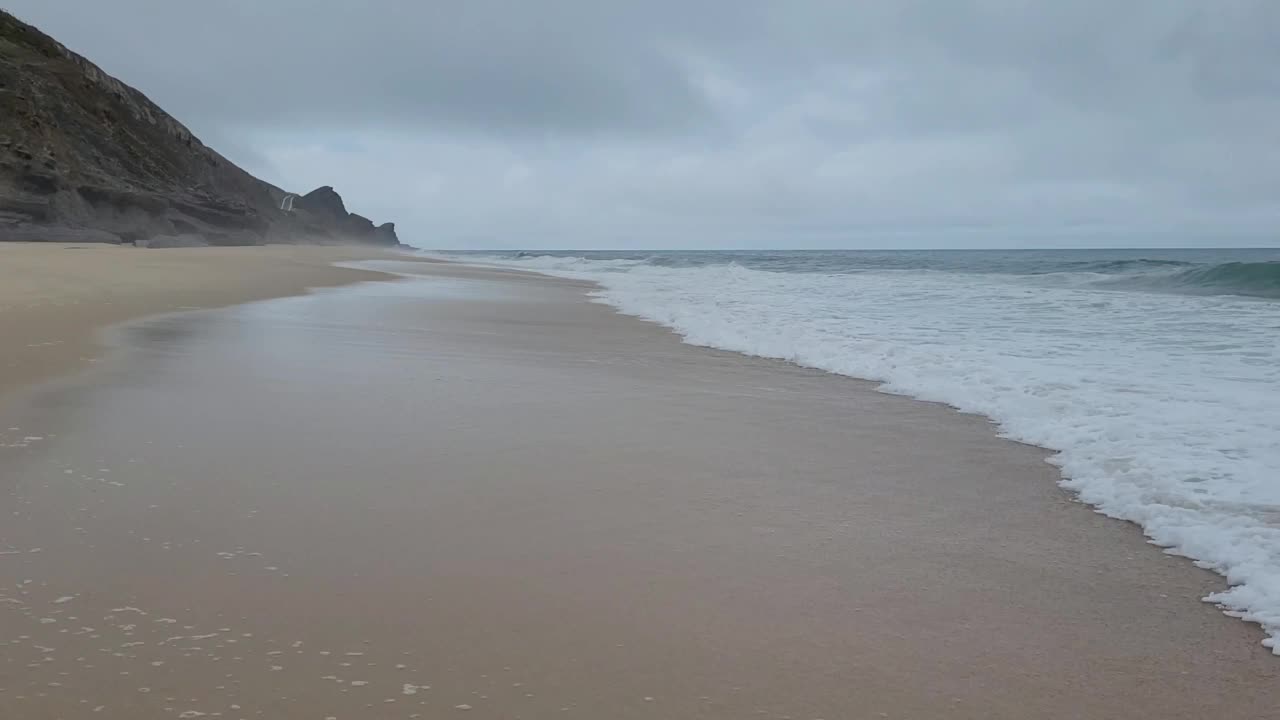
[443,248,1280,651]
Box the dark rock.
[374,222,400,246]
[19,171,58,194]
[141,233,208,249]
[296,186,348,223]
[0,11,400,246]
[0,195,52,222]
[345,212,375,237]
[0,222,120,243]
[281,187,403,245]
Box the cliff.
[0,10,400,247]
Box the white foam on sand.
[471,253,1280,652]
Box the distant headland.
[0,10,402,248]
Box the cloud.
[14,0,718,136]
[10,0,1280,247]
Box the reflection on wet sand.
[2,262,1276,719]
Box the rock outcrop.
[0,10,401,247]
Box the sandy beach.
[1,257,1277,719]
[0,243,402,406]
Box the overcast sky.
[10,1,1280,248]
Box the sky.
[9,1,1280,249]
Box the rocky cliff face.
[0,11,401,247]
[290,186,399,246]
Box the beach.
[1,256,1277,718]
[0,243,401,406]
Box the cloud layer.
[11,1,1280,247]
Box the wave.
[453,251,1280,299]
[1101,261,1280,299]
[1045,258,1197,274]
[458,250,1280,652]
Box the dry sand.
[0,258,1277,719]
[0,242,401,406]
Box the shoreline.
[475,252,1280,652]
[0,243,411,407]
[1,256,1277,718]
[8,249,1276,646]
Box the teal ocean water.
[458,248,1280,299]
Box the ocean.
[441,247,1280,649]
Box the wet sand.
[0,243,403,406]
[1,260,1276,718]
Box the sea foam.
[456,251,1280,651]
